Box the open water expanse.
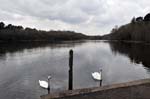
[0,40,150,99]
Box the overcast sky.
[0,0,150,35]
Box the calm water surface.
[0,40,150,99]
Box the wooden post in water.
[48,79,50,94]
[100,69,102,87]
[68,49,73,90]
[47,75,51,94]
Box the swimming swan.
[92,70,102,81]
[39,75,51,89]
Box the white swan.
[92,70,102,81]
[39,80,48,89]
[39,75,52,89]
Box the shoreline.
[41,78,150,99]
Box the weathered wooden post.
[48,79,50,94]
[47,75,51,94]
[100,69,102,87]
[68,49,73,90]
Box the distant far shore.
[0,22,101,43]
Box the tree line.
[0,22,90,42]
[102,13,150,42]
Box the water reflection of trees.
[109,42,150,67]
[0,41,86,58]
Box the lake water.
[0,40,150,99]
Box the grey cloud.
[0,0,91,24]
[0,0,150,35]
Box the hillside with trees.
[0,22,101,42]
[102,13,150,42]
